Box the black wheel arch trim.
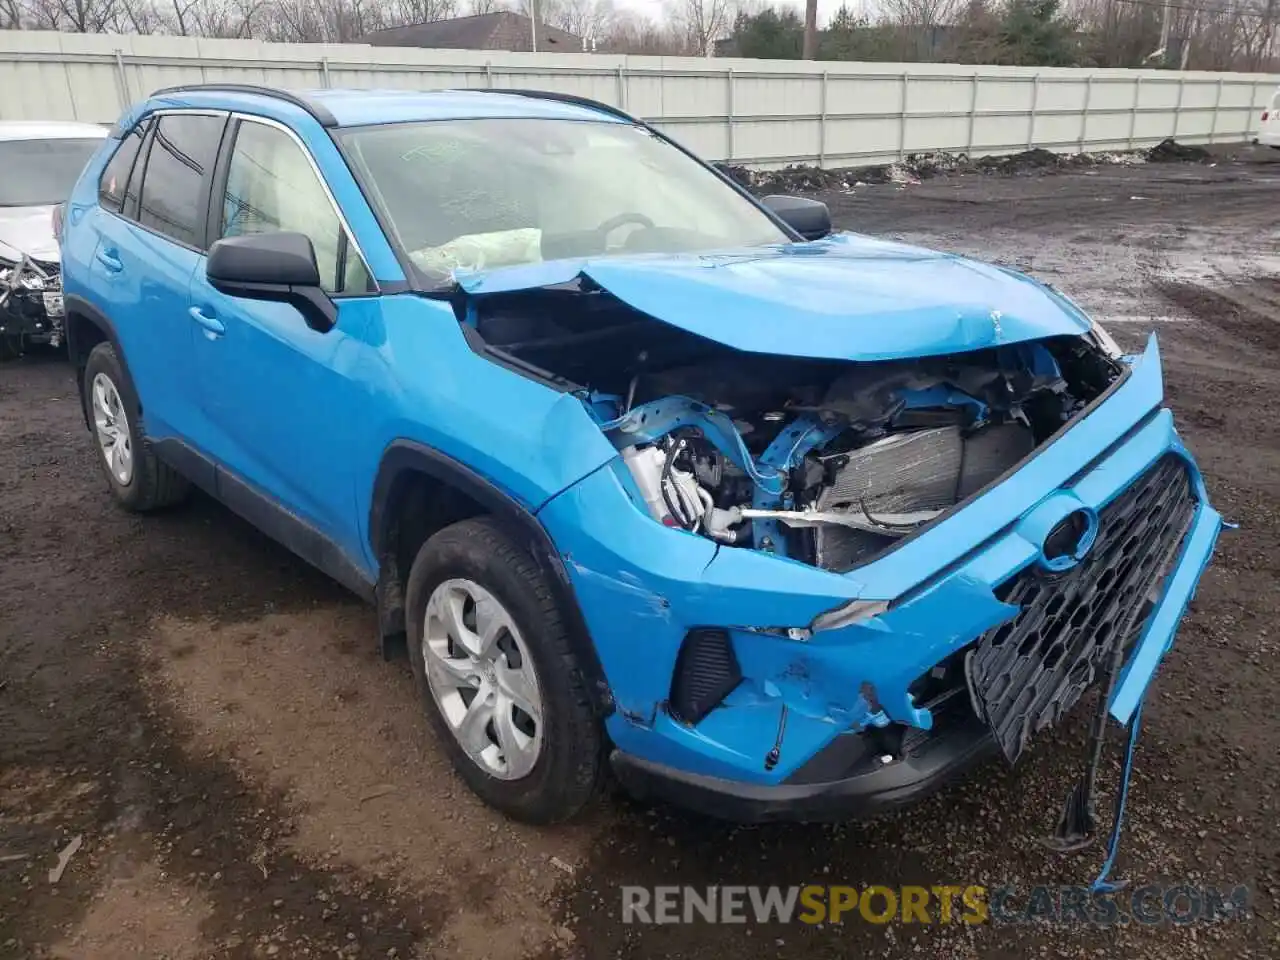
[64,293,140,431]
[370,438,615,718]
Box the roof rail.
[148,83,338,128]
[490,89,640,124]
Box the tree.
[599,8,692,54]
[732,6,802,58]
[994,0,1080,64]
[26,0,123,31]
[672,0,733,56]
[819,4,897,59]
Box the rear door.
[89,110,227,440]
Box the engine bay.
[467,283,1124,570]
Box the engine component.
[622,439,741,540]
[815,423,1035,572]
[958,421,1036,498]
[736,505,941,535]
[621,444,671,523]
[819,427,964,514]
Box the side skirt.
[150,436,376,603]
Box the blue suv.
[61,84,1221,829]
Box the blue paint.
[64,88,1221,810]
[750,415,845,558]
[541,336,1220,783]
[457,232,1093,362]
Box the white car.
[0,120,108,360]
[1255,87,1280,148]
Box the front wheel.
[405,517,604,823]
[0,334,20,361]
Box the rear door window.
[99,119,149,214]
[137,113,225,249]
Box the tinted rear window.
[0,137,103,207]
[99,121,148,214]
[138,114,224,249]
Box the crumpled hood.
[0,205,58,263]
[455,232,1094,361]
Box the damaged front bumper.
[537,335,1221,821]
[0,255,64,348]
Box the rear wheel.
[0,334,20,361]
[405,517,604,823]
[83,341,190,512]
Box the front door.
[189,116,376,566]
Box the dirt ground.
[3,144,1279,960]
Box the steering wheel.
[595,212,655,244]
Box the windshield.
[338,118,791,285]
[0,137,103,207]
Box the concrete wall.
[1,31,1275,168]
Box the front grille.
[966,454,1197,764]
[669,629,743,725]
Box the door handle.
[95,249,123,272]
[188,306,225,336]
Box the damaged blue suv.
[60,84,1221,829]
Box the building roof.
[362,12,583,53]
[139,86,627,129]
[0,121,109,141]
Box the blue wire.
[1090,700,1145,894]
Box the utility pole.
[530,0,538,52]
[803,0,818,59]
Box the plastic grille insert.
[966,454,1198,764]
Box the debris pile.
[715,139,1213,193]
[1146,137,1212,163]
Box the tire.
[0,334,20,361]
[83,341,190,512]
[405,516,604,823]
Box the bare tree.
[551,0,613,44]
[600,8,693,53]
[26,0,122,31]
[0,0,25,27]
[671,0,733,55]
[192,0,267,38]
[389,0,458,26]
[465,0,506,13]
[882,0,959,28]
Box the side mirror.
[762,195,832,241]
[206,231,336,333]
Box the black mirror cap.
[762,195,832,241]
[208,230,322,287]
[206,231,335,333]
